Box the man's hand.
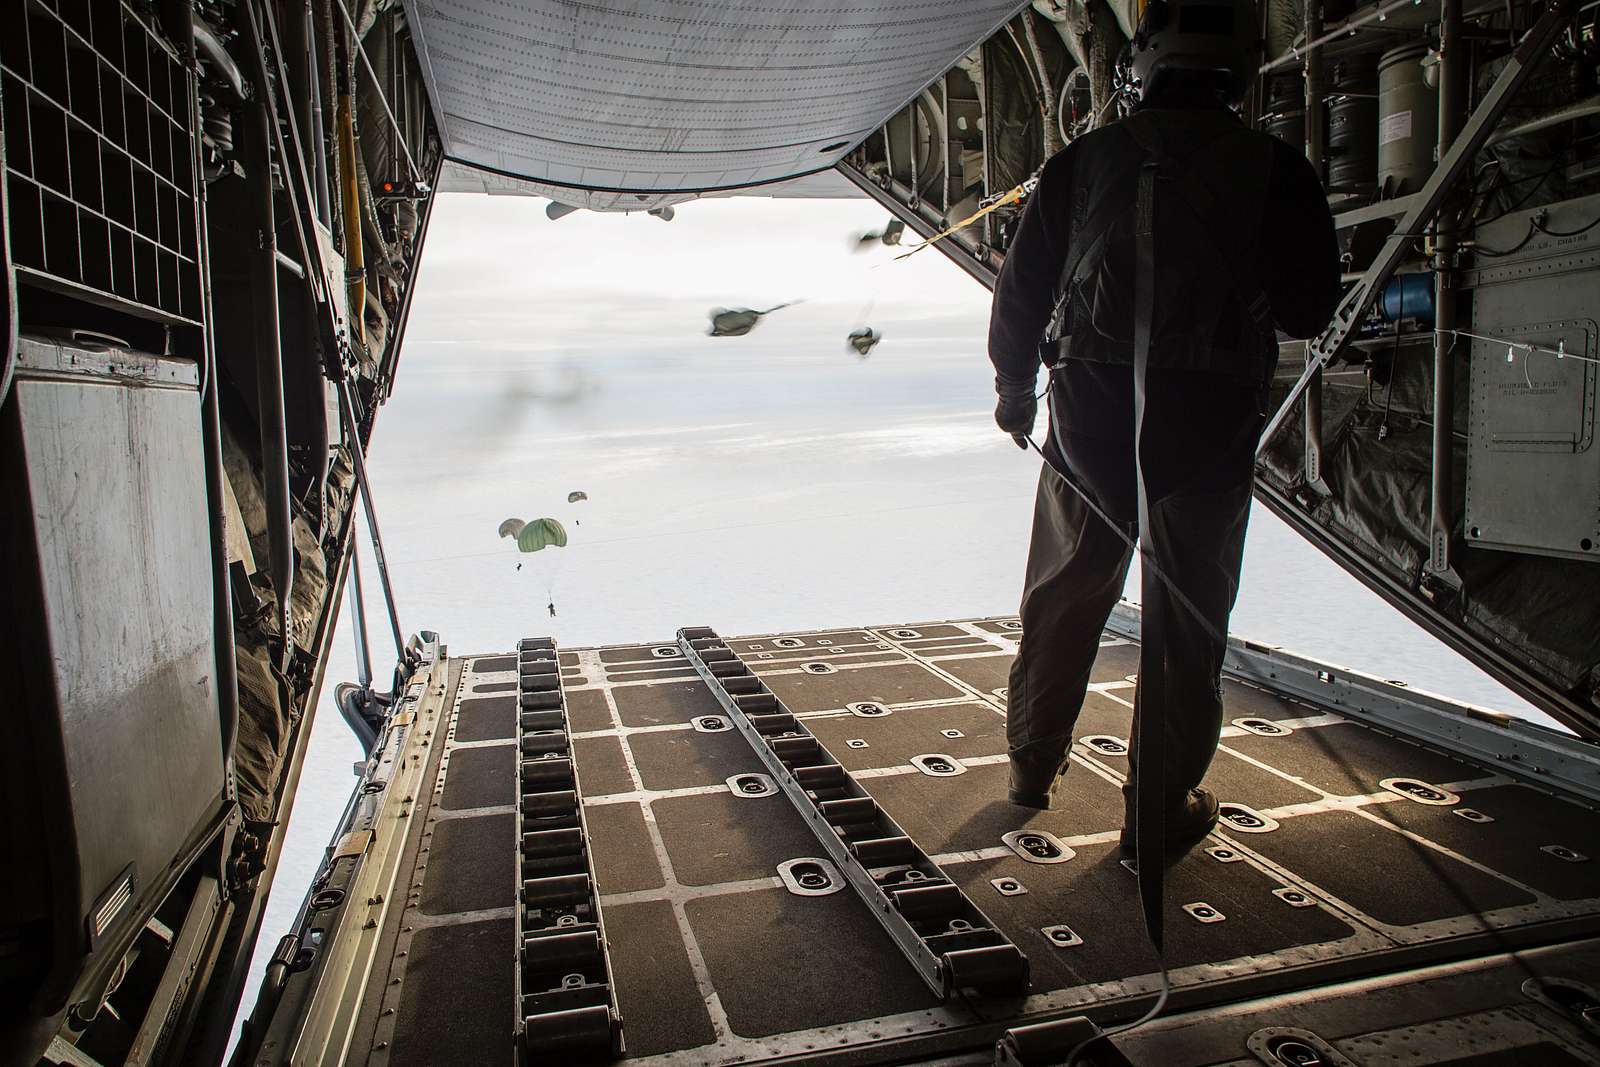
[994,375,1037,449]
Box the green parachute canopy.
[707,302,794,337]
[568,491,588,503]
[515,517,568,553]
[498,518,526,539]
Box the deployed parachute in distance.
[707,302,794,337]
[499,516,568,553]
[568,491,588,503]
[847,328,882,357]
[853,218,905,250]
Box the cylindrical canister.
[1327,55,1378,190]
[1378,43,1439,196]
[1378,273,1437,325]
[1261,74,1305,156]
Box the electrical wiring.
[1533,211,1600,237]
[1472,219,1539,256]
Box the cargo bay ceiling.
[402,0,1030,200]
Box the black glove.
[994,374,1037,449]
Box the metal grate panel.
[1,0,201,324]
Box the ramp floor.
[352,618,1600,1066]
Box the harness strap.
[1044,160,1144,342]
[1132,157,1168,954]
[1120,118,1277,356]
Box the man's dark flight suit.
[989,90,1339,811]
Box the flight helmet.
[1129,0,1263,105]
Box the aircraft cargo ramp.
[254,612,1600,1066]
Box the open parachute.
[499,516,568,552]
[707,302,795,337]
[568,491,588,503]
[847,328,882,357]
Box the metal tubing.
[1302,0,1330,495]
[280,2,316,188]
[242,93,296,666]
[332,0,422,183]
[242,0,329,313]
[1260,0,1427,73]
[191,16,246,101]
[325,1,365,347]
[1257,0,1570,457]
[1488,94,1600,145]
[348,544,373,688]
[336,377,405,659]
[1429,0,1465,577]
[184,28,241,764]
[939,75,951,213]
[907,96,920,205]
[306,4,332,225]
[337,84,366,349]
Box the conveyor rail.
[677,626,1030,999]
[515,637,625,1060]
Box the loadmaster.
[987,0,1341,860]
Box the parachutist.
[548,601,557,618]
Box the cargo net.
[0,0,202,324]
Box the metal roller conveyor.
[513,637,625,1062]
[677,627,1031,999]
[521,709,566,731]
[521,690,563,712]
[522,1005,617,1053]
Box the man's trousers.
[1005,362,1262,806]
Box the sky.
[233,190,1549,1042]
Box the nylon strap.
[1119,117,1276,353]
[1044,160,1144,341]
[1131,157,1167,954]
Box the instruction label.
[1380,110,1413,145]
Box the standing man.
[988,0,1339,861]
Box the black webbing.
[1131,158,1168,953]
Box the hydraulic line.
[1429,0,1465,578]
[349,545,373,688]
[337,78,366,350]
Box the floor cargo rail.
[515,637,625,1060]
[677,626,1030,998]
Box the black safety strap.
[1044,167,1142,342]
[1130,157,1168,954]
[1119,118,1276,355]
